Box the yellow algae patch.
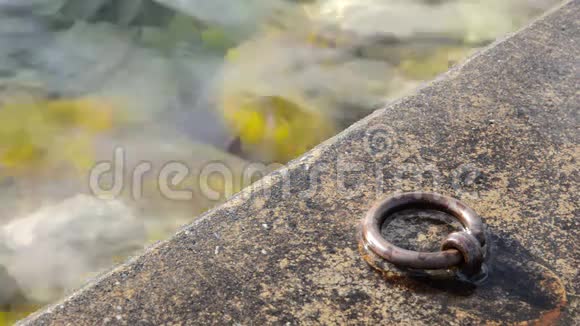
[0,304,42,326]
[0,97,119,176]
[221,93,336,163]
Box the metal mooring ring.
[360,192,486,276]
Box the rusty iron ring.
[360,192,486,275]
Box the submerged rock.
[0,256,22,307]
[0,194,145,302]
[309,0,560,44]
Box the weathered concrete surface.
[21,1,579,325]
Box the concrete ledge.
[21,0,579,324]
